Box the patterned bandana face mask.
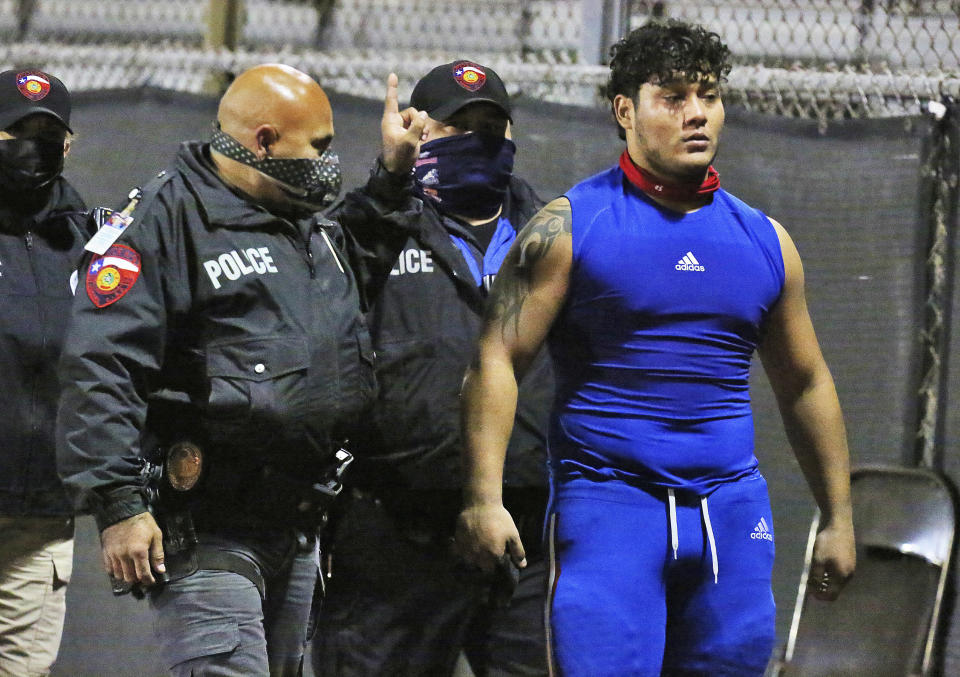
[413,132,515,220]
[210,127,342,209]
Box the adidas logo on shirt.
[675,251,705,272]
[751,517,774,542]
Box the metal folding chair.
[769,465,956,677]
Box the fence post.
[15,0,36,40]
[580,0,630,65]
[204,0,245,95]
[915,99,959,469]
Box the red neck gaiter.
[618,150,720,202]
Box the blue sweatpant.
[545,473,776,676]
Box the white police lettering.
[245,248,267,274]
[203,247,279,289]
[390,248,435,276]
[219,253,241,280]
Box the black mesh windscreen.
[720,110,929,468]
[54,89,932,675]
[719,109,930,649]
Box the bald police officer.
[56,65,425,676]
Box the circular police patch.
[95,267,121,292]
[86,244,141,308]
[16,71,51,101]
[452,62,486,92]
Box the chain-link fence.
[631,1,960,72]
[1,0,959,119]
[629,0,960,120]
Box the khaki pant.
[0,517,74,677]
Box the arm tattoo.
[489,201,571,339]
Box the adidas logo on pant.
[675,251,705,272]
[751,517,773,541]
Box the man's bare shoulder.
[513,197,572,267]
[487,198,572,340]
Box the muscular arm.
[758,218,855,599]
[456,198,572,571]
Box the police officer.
[0,68,89,677]
[313,61,552,677]
[56,64,425,676]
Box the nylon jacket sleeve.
[56,182,189,532]
[508,175,547,221]
[332,159,422,309]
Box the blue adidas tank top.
[548,164,785,493]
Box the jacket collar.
[175,141,302,231]
[0,176,86,235]
[415,177,545,304]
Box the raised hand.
[380,72,428,175]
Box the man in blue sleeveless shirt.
[455,20,856,676]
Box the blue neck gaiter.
[414,133,516,220]
[449,216,517,290]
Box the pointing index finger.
[384,72,399,116]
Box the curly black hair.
[606,20,732,138]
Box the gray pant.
[149,532,320,677]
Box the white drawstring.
[700,496,719,584]
[667,489,719,584]
[667,489,678,560]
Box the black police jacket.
[0,177,89,517]
[342,175,554,492]
[56,142,418,531]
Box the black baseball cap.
[0,69,72,132]
[410,60,512,122]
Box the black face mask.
[0,137,64,194]
[210,128,342,210]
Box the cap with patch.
[410,60,512,122]
[0,69,72,132]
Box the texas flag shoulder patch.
[86,244,141,308]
